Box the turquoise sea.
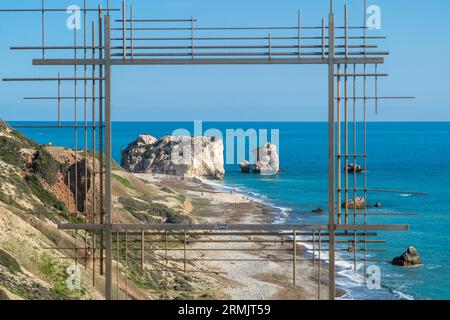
[11,121,450,300]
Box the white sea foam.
[198,176,408,300]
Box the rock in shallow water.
[121,134,225,180]
[392,246,421,266]
[239,160,251,174]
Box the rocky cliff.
[0,121,213,300]
[121,135,225,180]
[253,143,280,175]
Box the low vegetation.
[25,174,67,212]
[113,173,132,188]
[0,249,21,274]
[35,253,87,299]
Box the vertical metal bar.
[293,230,297,286]
[328,8,336,301]
[125,231,128,300]
[164,231,168,300]
[116,231,120,300]
[68,170,71,213]
[318,231,322,300]
[337,64,341,224]
[91,21,96,225]
[57,73,61,126]
[344,5,349,224]
[141,230,145,270]
[322,18,325,59]
[345,4,348,58]
[98,6,105,276]
[353,64,357,271]
[74,22,78,217]
[122,1,126,60]
[297,10,301,58]
[41,0,45,59]
[375,64,379,114]
[73,17,79,267]
[83,1,88,266]
[92,230,96,286]
[191,16,195,59]
[363,0,368,277]
[104,14,113,301]
[184,229,187,273]
[91,19,98,285]
[130,3,134,60]
[268,33,272,60]
[312,231,316,266]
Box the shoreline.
[196,176,407,301]
[134,173,341,300]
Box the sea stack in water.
[252,143,280,175]
[121,134,225,180]
[240,160,251,174]
[342,197,366,209]
[392,246,421,267]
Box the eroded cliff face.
[121,135,225,180]
[0,121,213,300]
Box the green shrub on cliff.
[0,249,21,274]
[36,253,87,299]
[25,174,67,212]
[0,137,26,168]
[118,197,191,223]
[31,149,60,185]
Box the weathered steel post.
[104,14,113,301]
[328,0,336,300]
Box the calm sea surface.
[11,121,450,300]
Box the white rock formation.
[252,143,280,175]
[121,135,225,180]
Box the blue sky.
[0,0,449,121]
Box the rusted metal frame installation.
[1,0,413,301]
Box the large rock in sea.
[121,135,225,180]
[392,246,421,267]
[252,143,280,175]
[342,197,366,210]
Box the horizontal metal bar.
[331,212,416,216]
[122,231,378,237]
[111,51,388,57]
[111,36,386,41]
[335,225,408,231]
[0,8,119,12]
[337,187,426,195]
[12,125,104,129]
[116,19,198,23]
[33,59,105,66]
[3,77,104,82]
[368,188,427,196]
[335,96,416,100]
[11,46,103,50]
[335,73,388,77]
[60,223,330,231]
[110,25,368,31]
[337,154,367,157]
[33,57,385,66]
[109,44,377,50]
[24,97,102,100]
[58,223,408,232]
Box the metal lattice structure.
[0,0,414,300]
